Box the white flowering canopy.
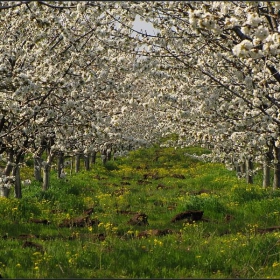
[1,1,280,191]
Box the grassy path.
[1,146,280,278]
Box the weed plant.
[1,145,280,278]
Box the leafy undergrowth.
[1,146,280,278]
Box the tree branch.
[37,1,76,9]
[266,64,280,84]
[231,26,252,41]
[0,2,24,10]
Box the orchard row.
[1,2,280,197]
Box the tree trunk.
[101,149,107,165]
[33,147,45,182]
[13,164,22,199]
[101,155,106,165]
[42,163,51,191]
[235,164,241,178]
[107,149,112,161]
[75,154,81,173]
[34,156,42,181]
[240,161,246,176]
[263,145,273,188]
[70,156,74,176]
[4,149,14,176]
[263,157,270,188]
[273,146,280,190]
[57,152,64,178]
[1,150,14,198]
[42,153,53,191]
[91,150,97,164]
[0,186,10,198]
[84,153,90,171]
[246,158,254,184]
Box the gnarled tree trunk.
[84,153,90,171]
[235,164,242,179]
[263,162,270,188]
[33,147,45,182]
[42,152,54,191]
[75,153,81,173]
[263,145,273,188]
[34,156,43,181]
[273,146,280,190]
[106,148,112,161]
[57,152,64,178]
[4,149,14,176]
[70,155,74,176]
[42,162,51,192]
[101,149,107,165]
[13,164,22,199]
[1,149,15,198]
[246,158,254,184]
[91,150,97,164]
[240,161,246,177]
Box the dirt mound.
[171,210,204,223]
[22,241,44,253]
[171,174,186,179]
[59,216,100,228]
[128,213,149,226]
[256,226,280,234]
[137,229,173,238]
[29,218,50,225]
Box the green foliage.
[185,194,227,214]
[1,146,280,278]
[231,185,270,203]
[104,161,119,171]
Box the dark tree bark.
[106,148,112,161]
[246,158,254,184]
[42,162,51,192]
[42,136,55,191]
[240,161,246,176]
[75,153,81,173]
[263,162,270,188]
[263,145,273,188]
[34,156,43,181]
[91,150,97,164]
[57,151,64,178]
[13,164,22,199]
[101,149,107,165]
[273,146,280,190]
[4,149,14,176]
[84,153,90,171]
[33,145,45,182]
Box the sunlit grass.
[1,145,280,278]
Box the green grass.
[1,145,280,278]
